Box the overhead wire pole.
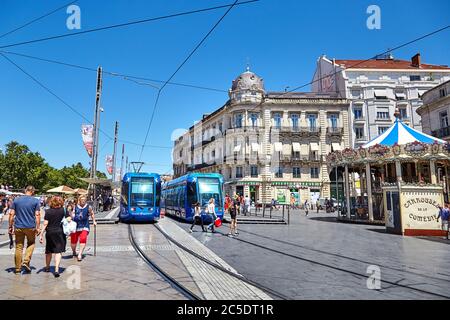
[120,144,125,180]
[90,66,103,203]
[138,0,243,161]
[112,121,119,182]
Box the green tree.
[0,141,49,191]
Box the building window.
[398,107,407,120]
[275,167,283,178]
[440,111,449,128]
[395,91,406,100]
[236,166,243,178]
[250,166,258,178]
[354,108,363,119]
[250,113,258,128]
[410,75,421,81]
[293,151,300,159]
[307,114,317,130]
[291,114,299,130]
[329,114,338,128]
[211,150,215,158]
[293,167,301,178]
[310,167,319,179]
[376,110,390,119]
[273,113,282,129]
[374,91,388,100]
[378,126,389,135]
[351,90,361,98]
[234,113,243,128]
[440,88,447,98]
[219,122,223,133]
[355,127,364,140]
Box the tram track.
[236,228,450,284]
[152,223,289,300]
[128,224,201,300]
[213,229,450,300]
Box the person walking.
[228,196,240,237]
[8,186,41,274]
[206,198,217,233]
[244,195,251,216]
[224,194,231,215]
[316,199,320,213]
[437,203,450,239]
[0,197,6,234]
[39,196,67,277]
[304,199,309,216]
[70,195,97,261]
[189,202,205,233]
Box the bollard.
[263,204,265,218]
[282,205,285,221]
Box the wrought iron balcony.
[326,127,343,136]
[432,126,450,139]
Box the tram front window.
[130,177,154,207]
[198,178,222,207]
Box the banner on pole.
[106,155,113,175]
[81,124,94,157]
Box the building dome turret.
[229,67,265,103]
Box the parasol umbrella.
[47,186,75,194]
[73,188,88,195]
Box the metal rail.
[128,224,202,300]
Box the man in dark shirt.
[8,186,41,274]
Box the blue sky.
[0,0,449,176]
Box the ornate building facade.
[173,68,349,204]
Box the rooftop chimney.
[411,53,421,68]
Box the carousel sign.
[401,189,442,232]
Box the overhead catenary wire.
[0,0,258,50]
[0,53,171,149]
[139,0,243,160]
[246,24,450,113]
[0,0,79,40]
[0,50,228,93]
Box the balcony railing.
[270,126,321,135]
[355,136,367,142]
[354,116,365,121]
[326,127,343,135]
[278,154,321,162]
[226,126,261,135]
[432,126,450,139]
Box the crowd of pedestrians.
[6,185,97,278]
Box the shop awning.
[300,144,309,155]
[374,89,388,99]
[233,144,241,152]
[395,92,406,100]
[310,143,319,151]
[251,143,260,152]
[332,143,341,151]
[274,142,283,152]
[292,142,301,152]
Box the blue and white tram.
[161,173,224,223]
[119,172,161,222]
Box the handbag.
[61,217,77,236]
[214,217,222,228]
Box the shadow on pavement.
[308,217,339,223]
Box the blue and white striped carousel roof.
[363,118,446,148]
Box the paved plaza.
[1,208,449,300]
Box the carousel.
[327,109,449,236]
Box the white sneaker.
[189,229,193,233]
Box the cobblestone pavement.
[175,210,450,300]
[0,223,186,300]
